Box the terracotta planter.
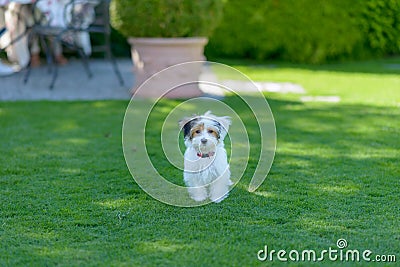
[128,37,208,98]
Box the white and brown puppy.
[179,111,232,203]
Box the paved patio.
[0,58,134,101]
[0,59,309,101]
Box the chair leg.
[76,47,92,79]
[47,39,60,89]
[23,60,32,84]
[105,44,124,86]
[23,31,34,84]
[41,36,54,74]
[61,34,93,79]
[49,62,57,89]
[109,54,124,86]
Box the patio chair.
[24,0,124,89]
[85,0,124,85]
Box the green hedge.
[206,0,400,63]
[361,0,400,55]
[110,0,223,38]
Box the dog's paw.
[191,195,207,202]
[188,187,207,202]
[210,193,228,203]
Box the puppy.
[179,111,232,203]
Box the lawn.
[0,58,399,266]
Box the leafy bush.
[361,0,400,55]
[110,0,224,38]
[206,0,400,63]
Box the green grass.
[1,58,399,266]
[215,57,400,106]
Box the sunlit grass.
[214,57,400,106]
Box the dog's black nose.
[201,138,207,144]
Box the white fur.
[179,111,232,203]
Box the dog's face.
[185,117,220,155]
[179,111,231,156]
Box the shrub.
[207,0,400,63]
[110,0,224,38]
[361,0,400,55]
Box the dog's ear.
[203,111,231,131]
[217,116,231,133]
[202,111,231,140]
[217,116,231,140]
[204,110,212,117]
[178,117,191,129]
[179,116,197,139]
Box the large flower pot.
[128,37,208,98]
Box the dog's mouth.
[195,142,216,158]
[197,151,215,158]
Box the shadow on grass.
[0,97,399,266]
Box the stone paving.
[0,59,310,101]
[0,58,134,101]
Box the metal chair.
[24,0,123,89]
[85,0,124,85]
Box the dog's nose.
[201,138,207,144]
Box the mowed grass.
[0,58,399,266]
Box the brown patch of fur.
[206,127,219,139]
[190,123,204,139]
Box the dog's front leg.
[184,172,208,202]
[209,167,231,203]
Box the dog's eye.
[195,130,201,134]
[208,130,214,134]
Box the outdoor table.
[0,0,95,76]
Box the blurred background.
[109,0,400,64]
